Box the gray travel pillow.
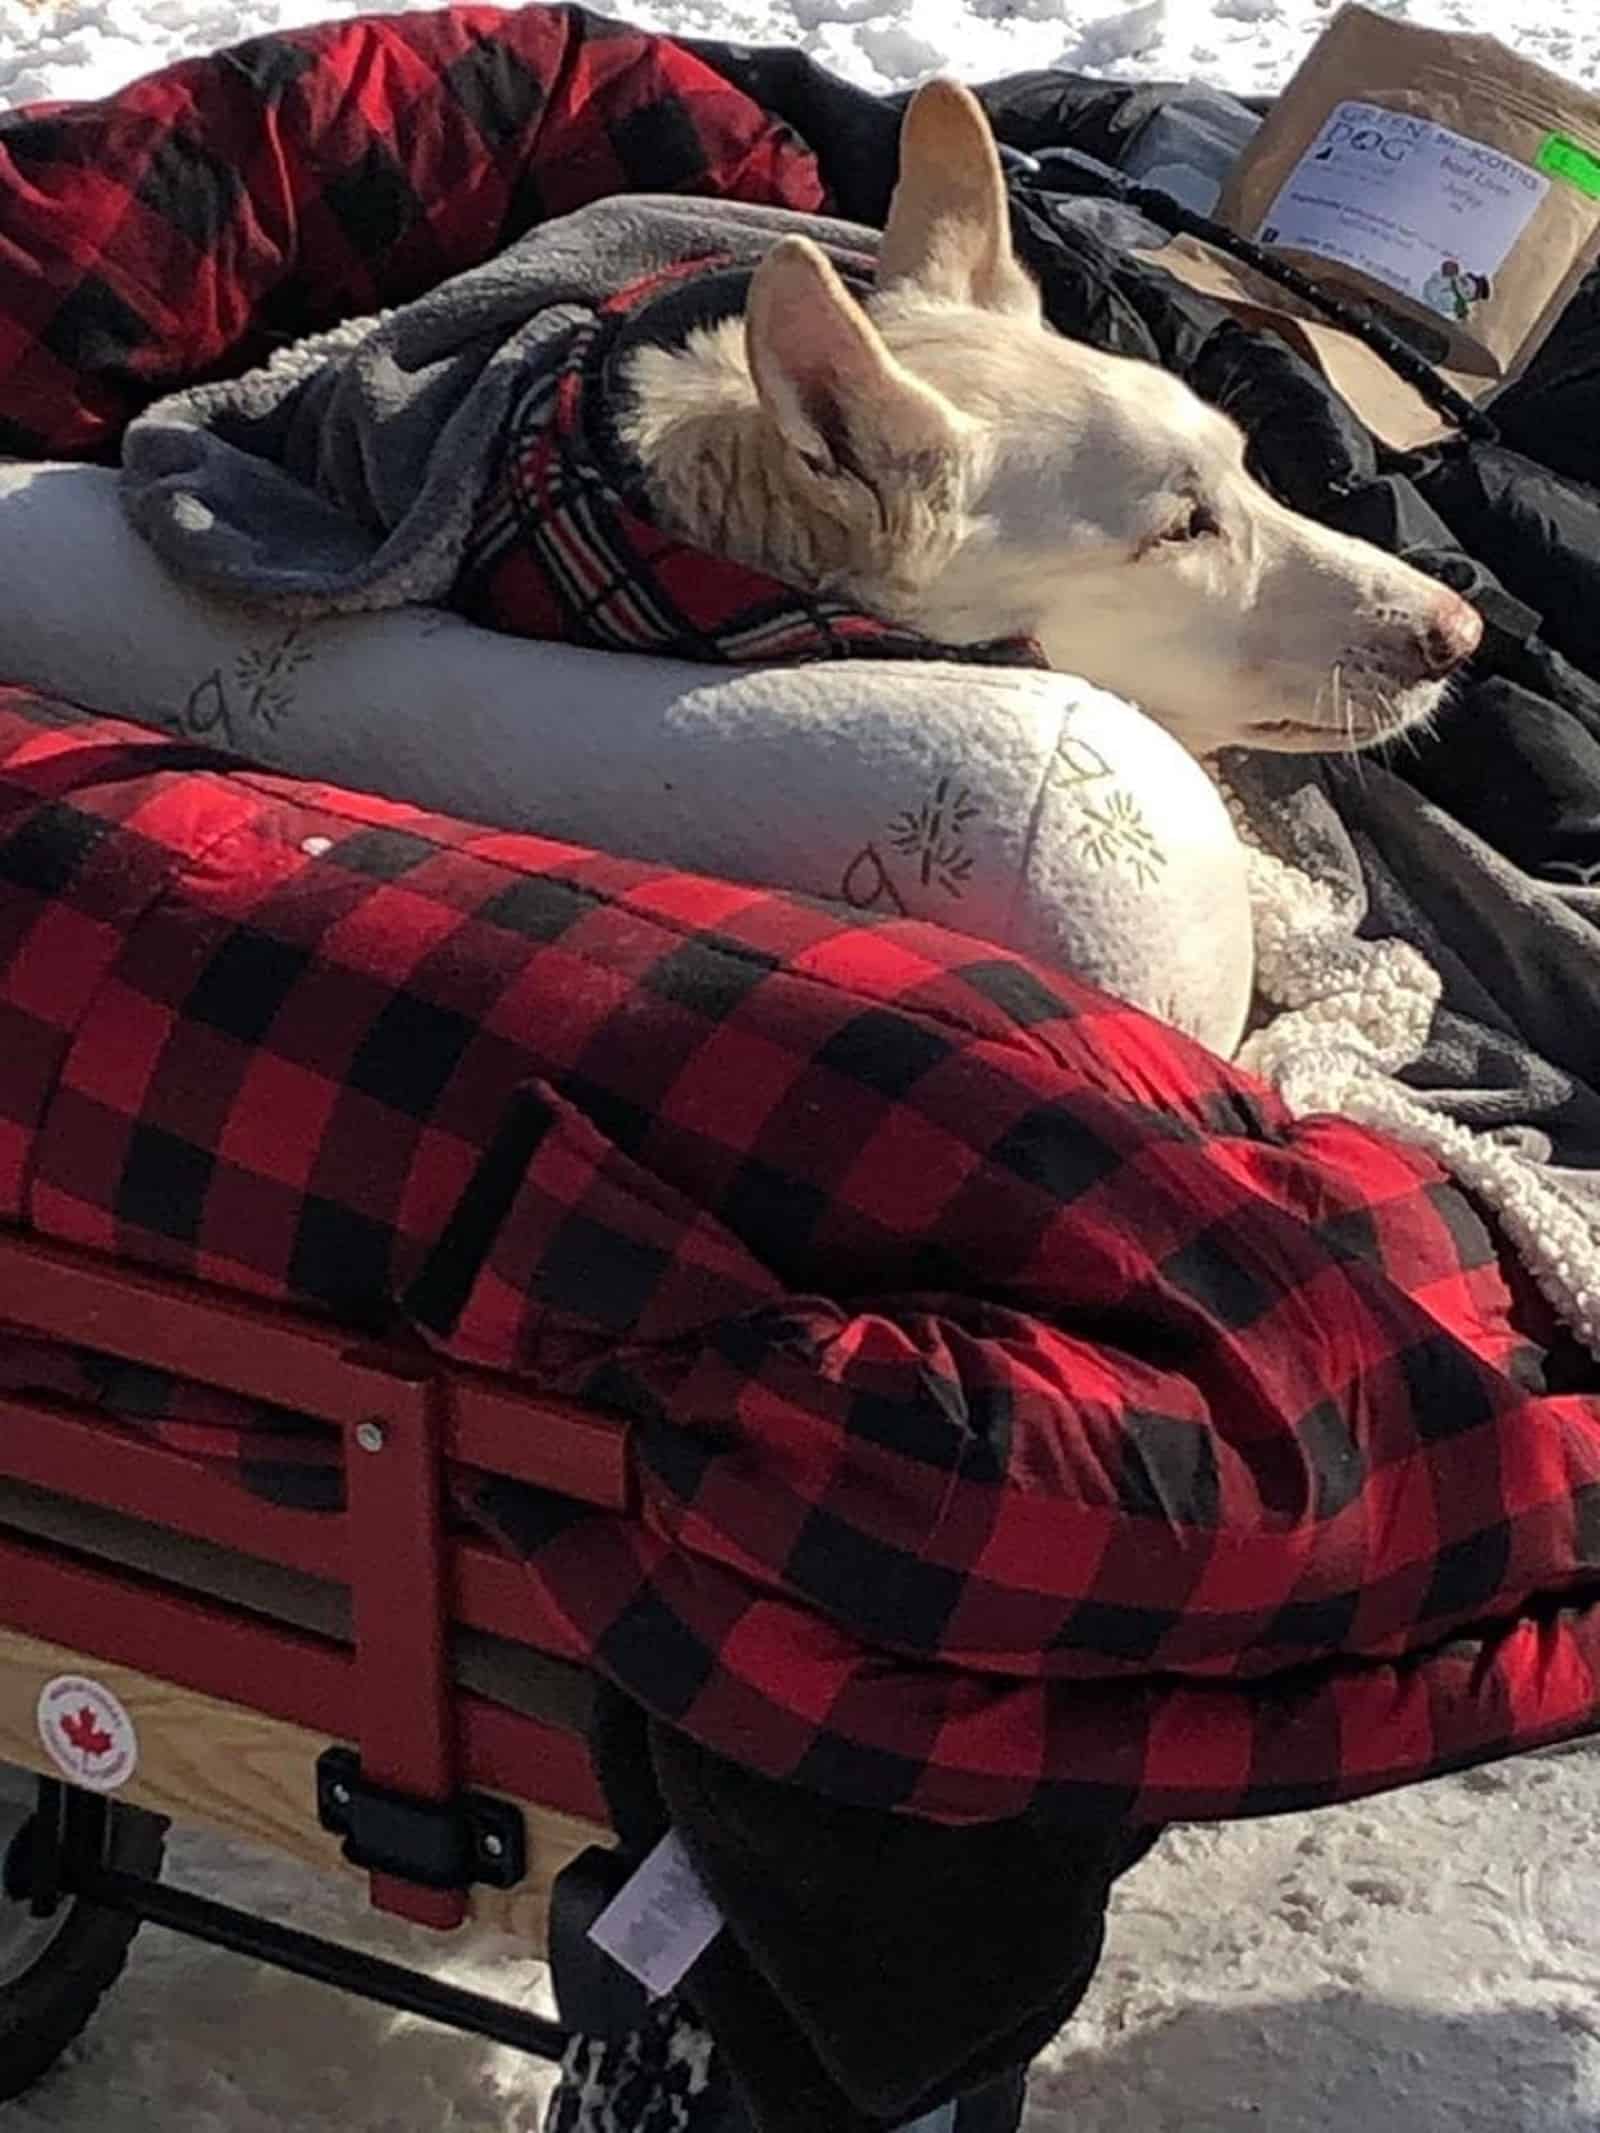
[0,461,1254,1057]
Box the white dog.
[624,78,1482,759]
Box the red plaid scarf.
[460,255,1046,668]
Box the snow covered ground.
[19,1742,1600,2133]
[2,0,1599,2128]
[3,0,1600,105]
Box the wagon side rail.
[0,1223,624,1928]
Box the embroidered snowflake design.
[887,776,983,898]
[233,629,313,728]
[1072,788,1167,887]
[175,629,313,744]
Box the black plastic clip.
[315,1749,526,1893]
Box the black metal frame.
[10,1774,572,2064]
[316,1747,529,1893]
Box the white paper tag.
[1259,100,1548,324]
[899,2108,957,2133]
[588,1830,724,1997]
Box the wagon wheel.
[0,1763,166,2099]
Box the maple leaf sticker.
[61,1705,114,1760]
[37,1676,139,1793]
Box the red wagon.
[0,1217,619,2092]
[6,8,1600,2127]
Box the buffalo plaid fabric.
[3,682,1600,1822]
[0,3,823,459]
[0,1337,342,1510]
[460,254,1047,666]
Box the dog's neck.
[622,312,969,626]
[625,320,848,585]
[458,262,1044,671]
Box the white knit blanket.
[1222,750,1600,1359]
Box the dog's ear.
[747,236,963,490]
[878,79,1040,321]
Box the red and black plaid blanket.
[2,4,1600,1822]
[4,685,1600,1821]
[0,3,823,459]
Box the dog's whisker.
[1393,693,1441,764]
[1332,661,1366,780]
[1335,662,1352,748]
[1346,670,1376,787]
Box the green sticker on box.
[1538,133,1600,199]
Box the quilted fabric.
[0,2,823,459]
[4,683,1600,1823]
[4,1,1600,1825]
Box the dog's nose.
[1416,592,1483,676]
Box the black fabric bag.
[552,1684,1156,2133]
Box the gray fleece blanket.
[120,195,877,617]
[117,192,1600,1356]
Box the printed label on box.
[1258,100,1548,324]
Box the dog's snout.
[1416,592,1483,677]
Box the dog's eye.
[1158,500,1222,546]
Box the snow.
[4,0,1600,104]
[1,0,1598,2126]
[17,1745,1600,2131]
